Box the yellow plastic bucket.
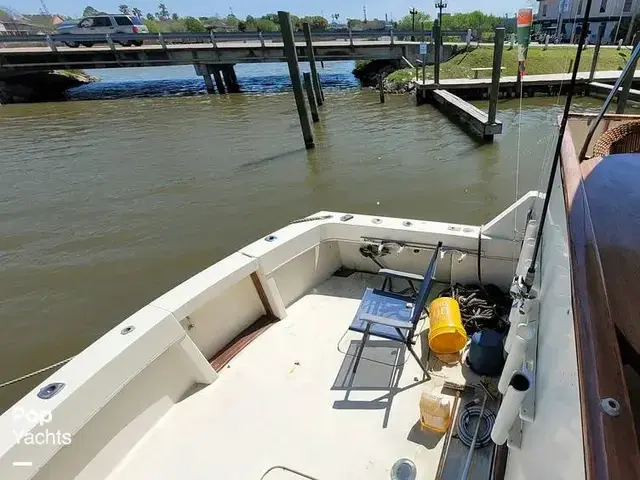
[428,297,467,354]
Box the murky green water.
[0,90,606,409]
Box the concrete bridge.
[0,31,450,72]
[0,30,463,100]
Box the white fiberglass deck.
[108,273,482,480]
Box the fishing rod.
[519,0,593,294]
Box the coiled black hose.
[456,400,496,449]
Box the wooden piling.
[278,11,314,149]
[302,22,323,106]
[589,23,606,83]
[434,20,441,85]
[618,36,640,113]
[488,28,505,128]
[378,74,385,103]
[315,71,325,103]
[303,72,320,122]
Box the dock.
[414,70,640,98]
[430,89,502,139]
[588,80,640,101]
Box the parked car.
[56,14,148,47]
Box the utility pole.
[363,5,367,23]
[410,7,418,41]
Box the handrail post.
[259,31,265,48]
[105,34,116,52]
[349,27,354,48]
[210,31,217,48]
[46,35,57,52]
[390,28,394,45]
[158,33,167,50]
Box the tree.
[146,13,155,21]
[224,13,239,30]
[132,7,142,17]
[397,11,431,31]
[184,16,205,33]
[255,18,278,32]
[171,13,179,21]
[156,3,169,20]
[118,5,130,14]
[301,15,329,31]
[82,6,99,17]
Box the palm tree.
[118,5,130,15]
[132,7,142,17]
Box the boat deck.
[107,273,492,480]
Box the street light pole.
[434,0,448,28]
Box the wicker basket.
[592,121,640,157]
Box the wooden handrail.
[560,126,640,479]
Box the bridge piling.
[227,66,240,93]
[194,64,215,94]
[278,10,314,149]
[302,23,323,106]
[211,67,226,94]
[221,65,239,93]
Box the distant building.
[0,13,41,35]
[23,14,65,30]
[535,0,640,44]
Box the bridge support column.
[221,64,240,93]
[211,67,226,94]
[194,64,215,94]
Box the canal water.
[0,62,603,409]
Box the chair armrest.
[360,313,412,329]
[378,268,424,282]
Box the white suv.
[60,14,149,47]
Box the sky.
[2,1,535,20]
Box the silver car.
[59,14,149,47]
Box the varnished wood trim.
[569,113,640,120]
[560,127,640,479]
[251,271,273,318]
[489,443,508,480]
[209,315,276,371]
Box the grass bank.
[386,45,632,90]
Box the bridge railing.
[0,30,470,50]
